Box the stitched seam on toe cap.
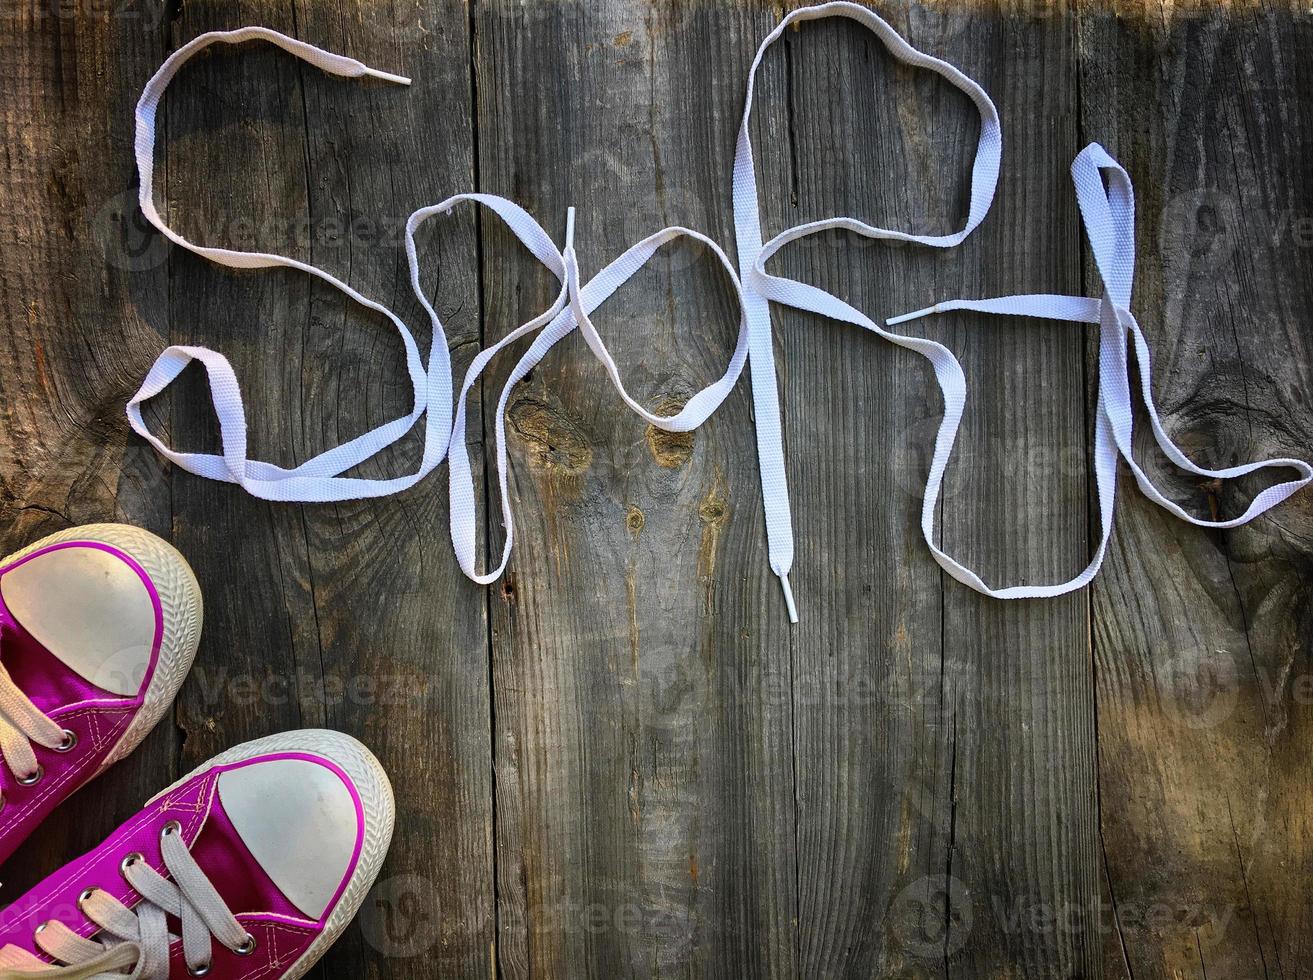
[0,771,218,927]
[0,706,132,835]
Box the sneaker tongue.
[189,794,308,921]
[0,609,116,713]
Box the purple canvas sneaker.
[0,525,202,866]
[0,730,395,978]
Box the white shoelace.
[123,6,1313,622]
[449,210,749,583]
[731,1,1003,620]
[126,28,452,503]
[0,644,73,803]
[0,823,250,979]
[126,29,750,586]
[880,144,1313,595]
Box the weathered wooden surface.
[1,1,1310,977]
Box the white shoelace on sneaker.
[0,651,71,802]
[0,824,250,979]
[122,6,1313,622]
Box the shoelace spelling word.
[125,4,1313,623]
[0,820,252,978]
[732,1,1002,619]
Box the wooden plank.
[750,10,957,977]
[473,1,798,975]
[154,1,492,976]
[1,1,1312,978]
[760,2,1097,975]
[932,6,1101,976]
[1080,4,1313,978]
[0,5,176,896]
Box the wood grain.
[157,2,495,976]
[0,1,1310,978]
[0,1,176,899]
[1081,6,1313,979]
[474,3,798,975]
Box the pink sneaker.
[0,524,202,866]
[0,730,395,978]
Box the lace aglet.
[886,304,939,326]
[779,572,799,624]
[565,206,577,252]
[362,67,412,86]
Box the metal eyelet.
[77,888,98,910]
[234,934,257,956]
[17,766,43,786]
[120,851,144,875]
[161,820,183,839]
[55,729,78,753]
[187,962,212,977]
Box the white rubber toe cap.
[2,541,158,696]
[162,729,396,940]
[0,523,202,778]
[218,757,362,920]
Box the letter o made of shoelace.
[451,211,752,583]
[565,220,751,434]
